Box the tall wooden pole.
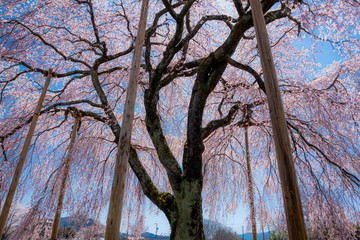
[50,116,80,240]
[245,126,257,240]
[105,0,150,239]
[248,0,308,239]
[0,70,53,237]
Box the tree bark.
[0,70,52,237]
[50,116,80,240]
[245,126,257,240]
[169,180,205,240]
[105,1,150,239]
[248,0,308,239]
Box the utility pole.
[248,0,308,239]
[0,70,53,237]
[105,1,150,240]
[50,113,81,240]
[155,223,158,238]
[242,225,244,240]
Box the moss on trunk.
[168,180,205,240]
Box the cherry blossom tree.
[0,0,359,239]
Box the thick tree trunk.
[248,0,308,239]
[0,70,52,237]
[50,116,80,240]
[170,180,205,240]
[245,126,257,240]
[105,1,149,239]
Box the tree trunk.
[245,126,257,240]
[248,0,308,239]
[105,0,149,239]
[170,180,205,240]
[50,116,80,240]
[0,70,52,237]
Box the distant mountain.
[119,232,169,239]
[59,216,98,231]
[57,219,270,240]
[119,231,270,240]
[141,232,169,239]
[239,231,271,240]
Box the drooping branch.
[2,57,89,78]
[11,20,91,68]
[288,122,360,187]
[0,101,106,142]
[44,99,103,109]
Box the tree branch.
[128,146,177,219]
[12,20,91,68]
[288,122,360,187]
[227,57,266,93]
[201,102,241,140]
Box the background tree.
[269,230,287,240]
[203,219,232,240]
[213,229,242,240]
[57,226,76,239]
[0,0,359,239]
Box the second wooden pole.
[0,70,53,237]
[105,0,150,239]
[245,126,257,240]
[248,0,308,239]
[50,116,81,240]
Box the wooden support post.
[0,70,53,237]
[50,115,81,240]
[105,0,150,239]
[245,126,257,240]
[248,0,308,239]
